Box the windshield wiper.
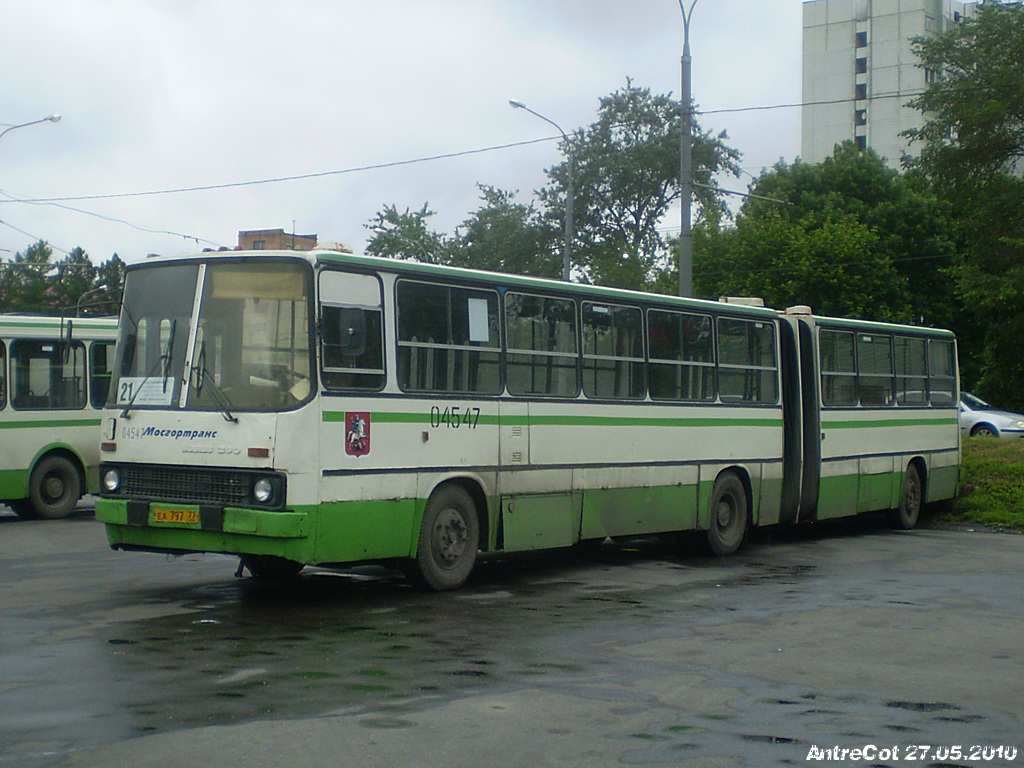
[191,340,239,423]
[161,318,177,393]
[121,319,178,420]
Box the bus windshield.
[111,259,312,413]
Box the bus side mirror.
[329,308,367,358]
[61,320,74,364]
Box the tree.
[904,4,1024,405]
[366,81,741,292]
[698,144,959,325]
[539,80,741,290]
[447,186,560,278]
[365,204,452,264]
[0,241,54,313]
[90,254,127,316]
[0,241,124,315]
[904,4,1024,185]
[51,247,97,314]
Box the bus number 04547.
[430,405,481,430]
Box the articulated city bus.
[94,251,959,589]
[1,314,118,518]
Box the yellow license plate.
[153,507,200,525]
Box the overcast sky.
[1,0,803,266]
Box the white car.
[959,393,1024,438]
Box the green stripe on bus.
[0,418,102,430]
[323,411,781,428]
[822,417,958,429]
[529,414,780,428]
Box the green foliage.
[904,4,1024,185]
[0,241,123,316]
[50,247,96,314]
[447,186,561,278]
[932,439,1024,531]
[364,204,452,264]
[697,144,959,324]
[904,4,1024,408]
[367,80,740,292]
[541,80,740,289]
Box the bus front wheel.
[705,472,748,556]
[241,555,305,581]
[28,454,82,519]
[409,485,479,591]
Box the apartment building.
[801,0,977,165]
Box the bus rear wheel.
[28,455,82,519]
[892,464,922,530]
[409,485,479,591]
[704,472,748,556]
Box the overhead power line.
[701,89,925,116]
[0,218,69,255]
[0,189,225,249]
[5,86,988,212]
[5,137,557,206]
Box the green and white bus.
[94,251,959,589]
[1,314,118,518]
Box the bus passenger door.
[496,400,580,551]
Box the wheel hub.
[433,508,468,566]
[43,475,66,501]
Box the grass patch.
[927,438,1024,531]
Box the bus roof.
[132,249,779,319]
[129,249,954,337]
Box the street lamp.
[0,114,61,143]
[76,283,114,317]
[677,0,698,298]
[509,99,574,282]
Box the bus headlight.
[103,468,122,493]
[253,477,275,504]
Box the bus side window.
[396,279,501,394]
[648,309,714,401]
[582,302,644,399]
[11,340,87,410]
[717,318,778,403]
[505,292,579,397]
[857,333,894,406]
[321,305,385,390]
[91,341,115,408]
[928,339,957,405]
[319,271,386,391]
[820,330,857,406]
[895,336,927,405]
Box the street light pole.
[509,99,573,282]
[0,114,61,143]
[76,283,113,317]
[677,0,698,297]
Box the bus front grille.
[119,465,250,506]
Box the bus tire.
[28,454,82,520]
[8,499,37,519]
[892,464,922,530]
[704,471,748,556]
[241,555,305,581]
[409,485,479,591]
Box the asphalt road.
[1,506,1022,768]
